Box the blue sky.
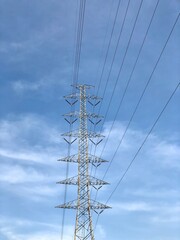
[0,0,180,239]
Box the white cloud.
[0,162,61,202]
[12,80,42,92]
[112,201,153,212]
[12,77,67,93]
[152,140,180,168]
[0,114,67,202]
[0,230,72,240]
[1,117,180,233]
[0,114,60,144]
[95,224,106,239]
[0,164,46,184]
[0,148,50,164]
[128,188,180,199]
[0,216,74,240]
[0,215,106,240]
[101,121,180,169]
[0,114,64,164]
[150,203,180,224]
[109,200,180,224]
[151,215,180,223]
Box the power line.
[92,11,180,229]
[89,0,116,126]
[70,1,80,86]
[96,0,122,96]
[98,0,132,112]
[99,0,160,161]
[102,12,180,181]
[60,1,87,239]
[91,0,144,173]
[74,0,85,83]
[89,0,124,164]
[89,0,130,164]
[73,0,82,85]
[93,0,115,87]
[90,0,143,210]
[98,0,143,117]
[91,0,143,158]
[73,0,86,86]
[94,80,180,231]
[60,126,72,240]
[106,81,180,204]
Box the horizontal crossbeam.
[57,154,108,164]
[55,199,111,210]
[64,93,102,100]
[63,111,103,119]
[62,131,104,138]
[56,175,109,186]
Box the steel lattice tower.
[56,84,110,240]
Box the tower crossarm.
[56,175,109,186]
[55,200,77,209]
[90,200,111,210]
[62,131,104,138]
[58,154,108,164]
[63,111,103,118]
[64,93,102,101]
[55,199,111,210]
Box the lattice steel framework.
[56,84,110,240]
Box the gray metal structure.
[56,84,110,240]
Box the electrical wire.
[93,0,116,87]
[96,0,123,96]
[60,1,87,239]
[106,81,180,203]
[98,0,132,113]
[90,0,143,161]
[73,0,86,86]
[89,0,116,133]
[102,12,180,181]
[98,0,143,117]
[92,11,180,230]
[89,0,123,172]
[95,80,180,231]
[90,0,144,180]
[91,0,142,211]
[99,0,160,161]
[89,0,131,164]
[60,125,72,240]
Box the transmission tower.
[56,84,110,240]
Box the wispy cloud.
[0,216,73,240]
[101,121,180,169]
[127,188,180,199]
[0,216,106,240]
[110,200,180,224]
[0,163,46,184]
[0,114,65,202]
[152,140,180,168]
[1,117,179,236]
[11,70,69,93]
[0,114,64,164]
[112,201,153,212]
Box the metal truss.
[56,175,109,186]
[58,154,108,168]
[62,130,104,138]
[63,111,103,119]
[57,84,110,240]
[64,93,102,101]
[56,199,110,211]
